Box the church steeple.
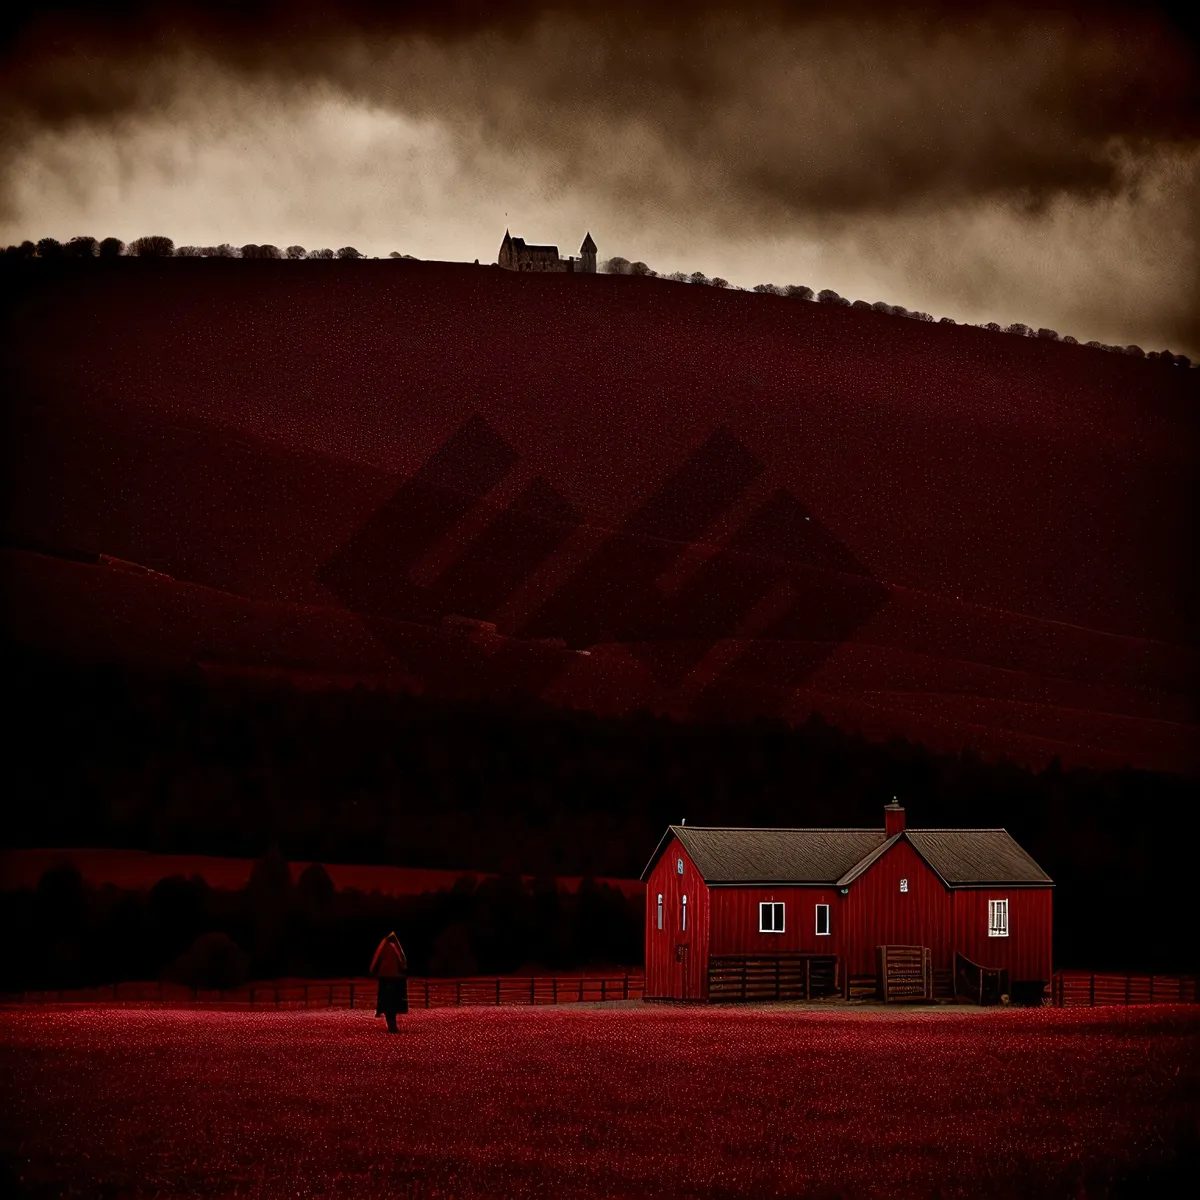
[579,231,597,273]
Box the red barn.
[640,802,1053,1003]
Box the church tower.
[579,232,597,274]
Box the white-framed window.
[899,878,908,893]
[759,901,785,933]
[988,898,1009,938]
[815,904,830,936]
[681,894,688,931]
[657,893,663,930]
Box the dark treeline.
[601,256,1195,366]
[2,239,1192,364]
[7,653,1197,973]
[2,851,641,993]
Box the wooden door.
[675,943,690,999]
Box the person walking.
[370,931,408,1032]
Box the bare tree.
[872,301,893,314]
[711,277,730,288]
[128,235,175,257]
[817,288,848,305]
[1005,322,1032,336]
[65,236,98,259]
[601,256,631,274]
[336,246,362,259]
[1036,327,1059,340]
[308,248,335,259]
[667,271,689,282]
[1061,335,1078,344]
[784,285,814,300]
[175,246,204,257]
[939,316,956,324]
[1123,344,1145,357]
[689,271,710,285]
[286,245,307,260]
[752,283,783,295]
[36,237,63,259]
[629,261,654,276]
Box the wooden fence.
[2,974,644,1010]
[708,954,837,1002]
[1050,971,1198,1008]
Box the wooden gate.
[876,945,932,1002]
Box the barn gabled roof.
[641,825,1053,888]
[640,826,887,885]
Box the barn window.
[759,902,785,933]
[681,894,688,931]
[900,878,908,893]
[815,904,830,936]
[988,899,1009,937]
[657,893,663,930]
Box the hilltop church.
[498,230,597,273]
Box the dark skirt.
[376,976,408,1018]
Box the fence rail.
[1050,971,1198,1008]
[1,974,645,1010]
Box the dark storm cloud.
[2,1,1197,217]
[2,2,1197,353]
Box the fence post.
[425,980,430,1009]
[1125,975,1131,1006]
[496,979,501,1006]
[1149,976,1154,1003]
[601,979,607,1002]
[623,973,629,1000]
[530,977,536,1006]
[552,978,558,1005]
[350,983,355,1010]
[579,977,584,1002]
[456,980,462,1007]
[1089,974,1095,1006]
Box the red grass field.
[1,1003,1197,1198]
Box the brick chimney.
[884,798,906,838]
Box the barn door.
[675,943,690,999]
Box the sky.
[1,1,1198,355]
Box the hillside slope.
[3,259,1196,772]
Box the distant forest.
[2,236,1193,365]
[7,653,1197,976]
[2,851,641,994]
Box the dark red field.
[1,1003,1197,1198]
[4,259,1197,773]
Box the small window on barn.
[815,904,830,936]
[899,878,908,893]
[657,893,663,930]
[681,894,688,931]
[759,901,784,932]
[988,899,1009,937]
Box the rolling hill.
[3,258,1196,773]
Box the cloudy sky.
[2,1,1198,354]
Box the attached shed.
[640,802,1053,1002]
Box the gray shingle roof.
[643,826,887,884]
[906,830,1053,885]
[641,825,1053,888]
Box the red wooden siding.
[843,838,953,976]
[709,887,843,958]
[953,888,1053,982]
[643,837,709,1000]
